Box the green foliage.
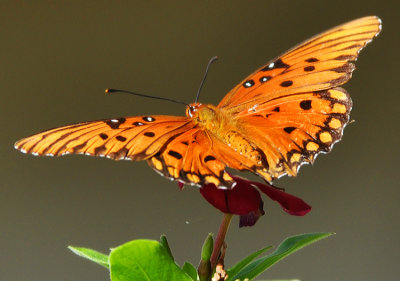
[226,246,272,278]
[68,246,109,269]
[160,234,174,260]
[182,262,199,281]
[227,232,334,281]
[109,239,193,281]
[69,232,333,281]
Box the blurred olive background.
[1,1,399,280]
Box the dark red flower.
[199,175,311,227]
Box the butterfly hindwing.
[147,129,235,187]
[236,87,352,180]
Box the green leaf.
[68,246,109,269]
[160,234,174,260]
[182,262,198,280]
[230,232,334,281]
[109,239,193,281]
[226,246,272,280]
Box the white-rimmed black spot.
[260,76,271,83]
[143,116,155,122]
[105,117,126,129]
[243,80,255,88]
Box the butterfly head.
[187,103,216,119]
[186,103,219,129]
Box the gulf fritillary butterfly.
[15,16,381,189]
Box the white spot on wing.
[268,62,274,69]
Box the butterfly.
[15,16,381,189]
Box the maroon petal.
[250,180,312,216]
[239,201,265,227]
[200,181,262,215]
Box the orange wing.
[147,129,235,187]
[216,16,381,182]
[15,115,193,160]
[236,87,352,180]
[14,115,237,187]
[218,16,381,109]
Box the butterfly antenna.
[195,56,218,103]
[105,89,188,106]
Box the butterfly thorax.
[186,103,224,132]
[187,102,270,177]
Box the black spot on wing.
[204,155,216,162]
[144,132,155,137]
[273,58,290,68]
[168,150,182,160]
[99,133,108,140]
[284,127,296,134]
[116,136,127,142]
[300,100,312,110]
[280,80,293,87]
[305,57,319,63]
[261,58,290,71]
[304,66,315,72]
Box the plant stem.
[210,213,233,270]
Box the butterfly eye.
[187,105,199,118]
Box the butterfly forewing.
[217,16,381,109]
[15,116,190,160]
